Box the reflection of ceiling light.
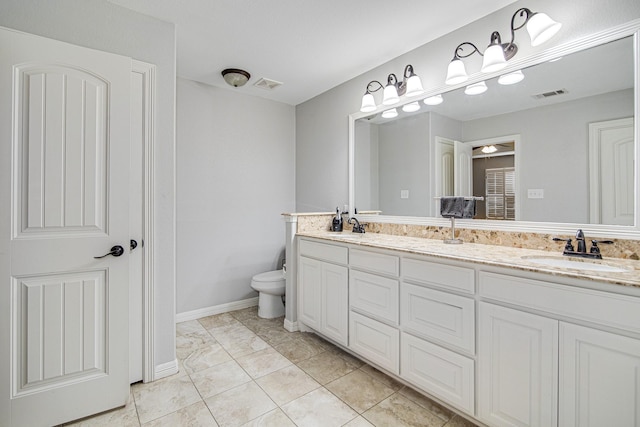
[549,56,563,63]
[221,68,251,87]
[465,81,488,95]
[424,94,444,105]
[402,102,421,113]
[498,70,525,85]
[481,145,498,154]
[381,108,398,119]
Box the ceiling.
[107,0,518,105]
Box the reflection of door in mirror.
[454,141,473,197]
[435,137,454,197]
[434,137,454,214]
[589,117,634,225]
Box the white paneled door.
[0,28,131,426]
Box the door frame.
[131,60,156,383]
[463,134,522,221]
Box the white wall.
[295,0,640,213]
[0,0,177,369]
[378,116,431,216]
[176,79,295,315]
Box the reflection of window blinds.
[486,167,515,220]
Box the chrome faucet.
[348,217,366,233]
[553,229,613,259]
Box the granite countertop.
[297,231,640,288]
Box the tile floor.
[68,307,479,427]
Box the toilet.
[251,269,286,319]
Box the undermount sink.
[521,256,629,273]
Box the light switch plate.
[528,189,544,199]
[401,190,409,199]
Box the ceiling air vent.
[254,77,282,90]
[532,89,568,100]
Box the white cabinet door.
[560,322,640,427]
[478,303,558,427]
[321,262,349,346]
[298,256,348,345]
[298,256,322,330]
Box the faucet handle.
[590,239,614,254]
[553,237,574,252]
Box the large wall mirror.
[349,23,640,238]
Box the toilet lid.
[253,270,285,283]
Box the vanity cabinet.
[479,271,640,427]
[298,239,349,346]
[296,235,640,427]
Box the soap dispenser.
[331,207,343,232]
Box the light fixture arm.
[452,42,484,60]
[364,80,384,95]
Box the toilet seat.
[252,270,284,283]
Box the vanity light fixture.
[465,81,488,95]
[445,7,562,85]
[360,65,424,112]
[221,68,251,87]
[381,108,398,119]
[498,70,525,85]
[423,94,444,106]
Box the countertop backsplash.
[287,213,640,261]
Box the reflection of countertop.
[297,231,640,289]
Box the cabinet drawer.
[479,271,640,334]
[401,332,474,414]
[350,249,399,277]
[349,311,399,374]
[299,239,348,265]
[401,283,475,354]
[351,270,399,325]
[403,258,474,294]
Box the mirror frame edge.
[349,19,640,240]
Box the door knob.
[130,239,138,251]
[94,245,125,259]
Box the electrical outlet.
[528,189,544,199]
[400,190,409,199]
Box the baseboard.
[283,318,299,332]
[154,359,179,381]
[175,297,259,323]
